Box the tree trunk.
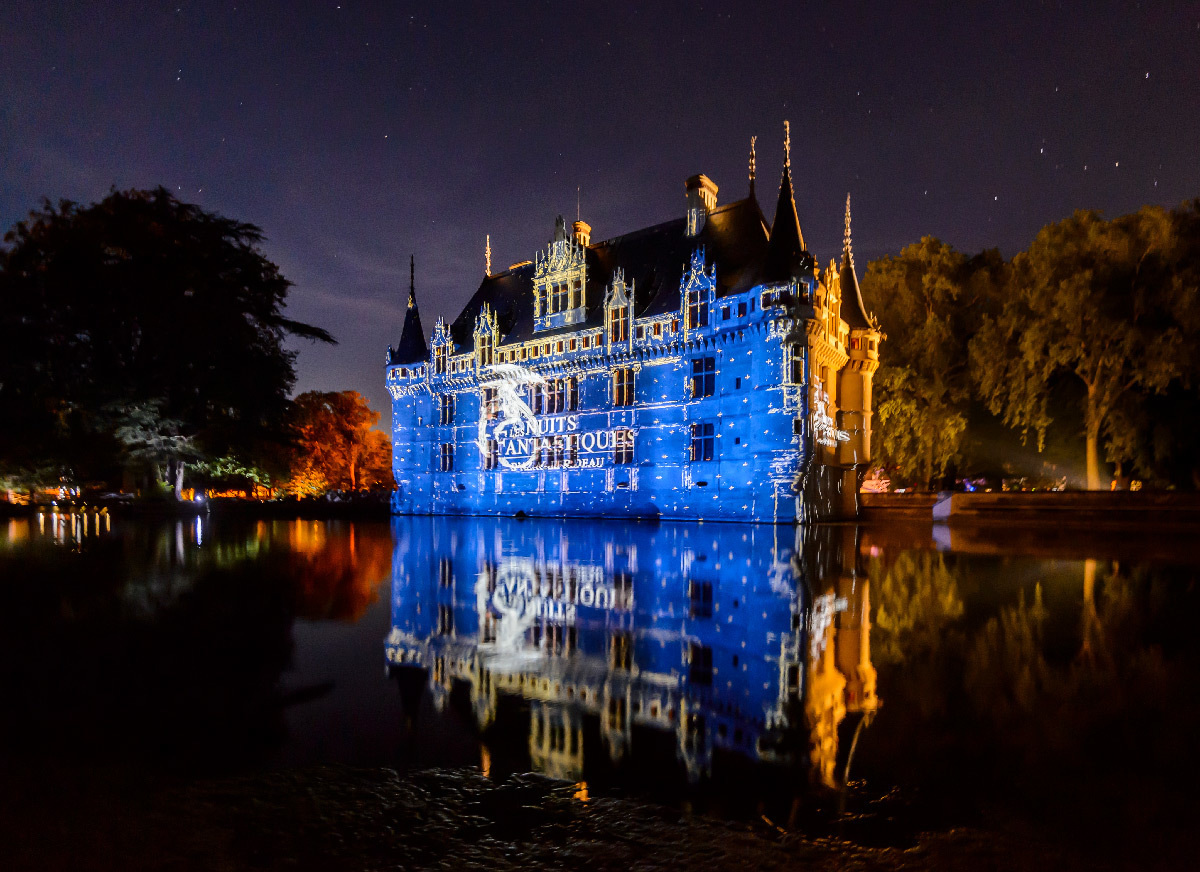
[1085,429,1102,490]
[1085,383,1104,491]
[173,460,185,500]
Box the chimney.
[685,174,718,236]
[572,219,591,246]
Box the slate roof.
[839,252,874,331]
[392,256,430,364]
[447,195,771,352]
[393,302,429,363]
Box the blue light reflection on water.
[383,516,875,788]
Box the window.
[434,345,448,375]
[582,335,590,349]
[481,387,497,420]
[721,306,730,320]
[610,305,629,343]
[484,439,499,470]
[613,367,635,406]
[738,302,747,317]
[610,632,633,671]
[568,377,579,411]
[566,433,579,466]
[569,338,576,351]
[439,394,455,425]
[439,442,454,472]
[689,580,713,618]
[691,422,715,461]
[552,436,567,467]
[653,322,661,337]
[686,287,708,330]
[544,379,562,414]
[691,356,715,398]
[614,428,634,464]
[688,643,713,685]
[531,383,544,415]
[556,341,563,354]
[636,325,644,340]
[437,605,453,636]
[734,377,741,389]
[790,345,805,385]
[477,332,493,366]
[439,557,453,588]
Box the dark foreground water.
[2,512,1199,870]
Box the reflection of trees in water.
[279,520,391,621]
[1,519,392,771]
[871,551,965,666]
[861,549,1200,862]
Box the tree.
[109,400,199,498]
[0,187,334,490]
[862,239,1004,490]
[286,391,393,492]
[971,207,1192,489]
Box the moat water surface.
[2,512,1199,870]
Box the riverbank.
[861,490,1200,526]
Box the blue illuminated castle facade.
[386,127,882,523]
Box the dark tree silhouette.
[0,187,334,488]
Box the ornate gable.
[532,216,587,331]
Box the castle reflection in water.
[386,516,878,787]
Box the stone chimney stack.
[685,174,719,236]
[572,219,591,246]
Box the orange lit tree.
[285,391,392,493]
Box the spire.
[393,254,429,364]
[839,193,873,331]
[485,235,492,277]
[843,193,854,267]
[748,135,757,192]
[763,120,809,283]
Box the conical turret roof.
[763,121,812,284]
[392,255,429,364]
[839,194,874,331]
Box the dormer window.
[610,305,629,343]
[434,345,448,375]
[477,332,493,367]
[686,286,708,330]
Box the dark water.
[2,511,1199,869]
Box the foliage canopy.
[0,187,334,486]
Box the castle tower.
[835,195,881,475]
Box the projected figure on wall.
[475,364,547,471]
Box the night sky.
[3,2,1199,424]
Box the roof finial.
[783,119,791,170]
[843,193,854,266]
[408,254,416,309]
[485,234,492,277]
[749,135,757,186]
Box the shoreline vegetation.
[6,490,1200,527]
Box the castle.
[386,125,881,523]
